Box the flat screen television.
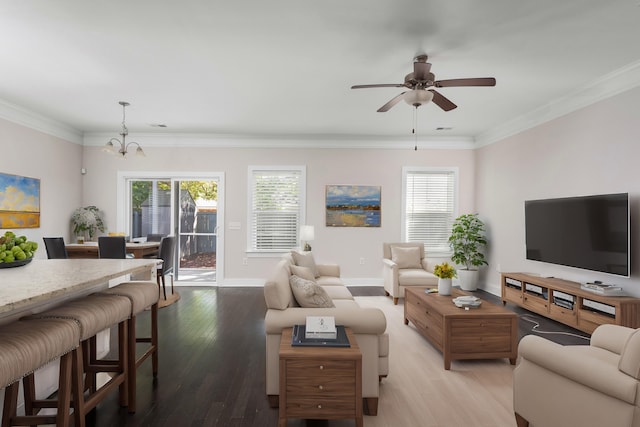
[525,193,629,277]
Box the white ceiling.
[1,0,639,147]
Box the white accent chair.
[382,242,449,304]
[514,324,640,427]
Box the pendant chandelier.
[103,101,145,158]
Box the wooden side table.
[279,327,363,427]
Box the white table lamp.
[300,225,315,252]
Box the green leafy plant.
[448,213,488,270]
[71,206,105,240]
[433,262,456,279]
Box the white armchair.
[382,243,448,304]
[514,324,640,427]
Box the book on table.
[291,324,350,347]
[305,315,337,339]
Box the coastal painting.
[0,173,40,229]
[326,185,381,227]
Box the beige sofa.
[514,324,640,427]
[263,252,389,415]
[382,242,450,304]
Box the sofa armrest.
[382,259,399,297]
[590,324,636,355]
[382,258,397,270]
[517,334,638,403]
[316,263,340,277]
[265,307,387,335]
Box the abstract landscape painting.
[0,173,40,228]
[326,185,381,227]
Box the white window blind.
[403,168,457,252]
[249,167,304,251]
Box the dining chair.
[157,236,176,299]
[98,236,128,259]
[146,233,165,242]
[43,237,69,259]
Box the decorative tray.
[452,296,482,308]
[0,258,33,269]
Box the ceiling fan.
[351,55,496,112]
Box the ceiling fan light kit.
[403,89,434,107]
[103,101,146,159]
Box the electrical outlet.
[359,257,365,265]
[496,263,501,272]
[242,258,248,266]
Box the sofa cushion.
[398,269,438,286]
[316,276,343,286]
[290,265,316,281]
[391,245,422,269]
[289,275,335,308]
[291,251,319,278]
[322,285,355,301]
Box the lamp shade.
[300,225,315,241]
[403,89,434,106]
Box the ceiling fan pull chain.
[413,105,418,151]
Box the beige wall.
[6,85,639,290]
[476,86,640,295]
[1,118,82,258]
[81,145,475,284]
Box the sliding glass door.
[175,179,218,283]
[120,172,223,285]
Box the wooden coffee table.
[404,287,518,370]
[279,327,362,427]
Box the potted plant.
[433,262,456,295]
[71,206,105,242]
[448,213,488,291]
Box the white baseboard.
[172,278,385,287]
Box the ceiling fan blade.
[377,92,406,112]
[351,83,405,89]
[413,62,432,81]
[435,77,496,87]
[429,89,457,111]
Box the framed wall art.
[325,185,381,227]
[0,172,40,229]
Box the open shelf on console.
[501,273,640,334]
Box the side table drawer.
[286,373,355,397]
[286,396,356,418]
[286,359,355,377]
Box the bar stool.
[29,293,131,427]
[99,281,159,413]
[0,318,80,427]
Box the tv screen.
[525,193,629,277]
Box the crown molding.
[0,99,83,144]
[83,131,475,150]
[475,60,640,147]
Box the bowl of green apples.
[0,231,39,268]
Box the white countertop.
[0,258,156,322]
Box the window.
[402,167,458,253]
[248,166,305,252]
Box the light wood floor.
[356,296,517,427]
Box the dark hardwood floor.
[87,285,588,426]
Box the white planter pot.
[458,269,479,291]
[438,278,452,295]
